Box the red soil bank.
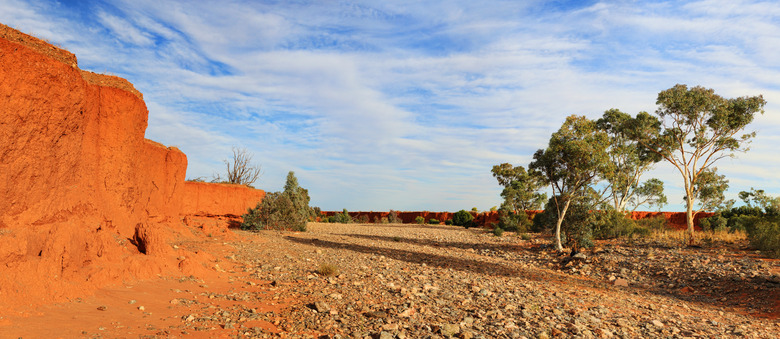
[181,181,266,217]
[321,210,713,230]
[0,24,264,314]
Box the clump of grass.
[520,233,532,241]
[316,263,339,276]
[391,236,401,242]
[647,229,747,247]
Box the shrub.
[241,171,310,232]
[388,210,403,224]
[492,224,504,237]
[745,216,780,258]
[357,214,370,224]
[316,263,339,276]
[700,215,728,232]
[590,210,644,239]
[635,215,668,232]
[497,208,531,233]
[428,218,440,224]
[332,209,352,223]
[452,210,474,228]
[415,216,425,224]
[444,219,453,226]
[380,217,389,224]
[520,233,532,240]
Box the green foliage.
[746,217,780,258]
[530,115,610,250]
[595,109,665,212]
[491,163,547,211]
[700,215,728,232]
[635,215,668,231]
[520,233,532,240]
[415,216,425,224]
[444,219,453,226]
[241,171,310,232]
[590,210,648,239]
[452,210,474,228]
[356,214,370,224]
[739,188,780,214]
[471,207,478,212]
[428,218,440,224]
[689,167,730,212]
[388,210,403,224]
[492,224,504,237]
[497,207,531,233]
[332,209,352,223]
[628,84,765,235]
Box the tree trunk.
[685,194,695,245]
[554,199,571,251]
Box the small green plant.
[391,236,401,242]
[492,224,504,236]
[452,210,474,228]
[520,233,532,240]
[428,218,440,224]
[415,216,425,224]
[316,263,339,276]
[444,219,453,225]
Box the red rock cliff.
[0,24,264,312]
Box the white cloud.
[2,0,779,211]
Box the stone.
[441,323,460,337]
[572,253,587,260]
[314,301,331,313]
[613,278,629,287]
[382,323,399,331]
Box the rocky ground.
[4,222,778,338]
[194,223,778,338]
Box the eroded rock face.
[0,23,264,312]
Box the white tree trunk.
[554,199,571,251]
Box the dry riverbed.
[3,222,778,338]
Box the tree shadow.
[336,233,525,253]
[286,234,779,319]
[285,236,539,280]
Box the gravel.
[172,222,780,338]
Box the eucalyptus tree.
[491,163,547,211]
[629,84,765,242]
[529,115,610,251]
[595,109,667,212]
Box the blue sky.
[2,0,779,212]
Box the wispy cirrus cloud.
[1,0,779,211]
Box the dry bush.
[316,263,339,276]
[214,147,262,187]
